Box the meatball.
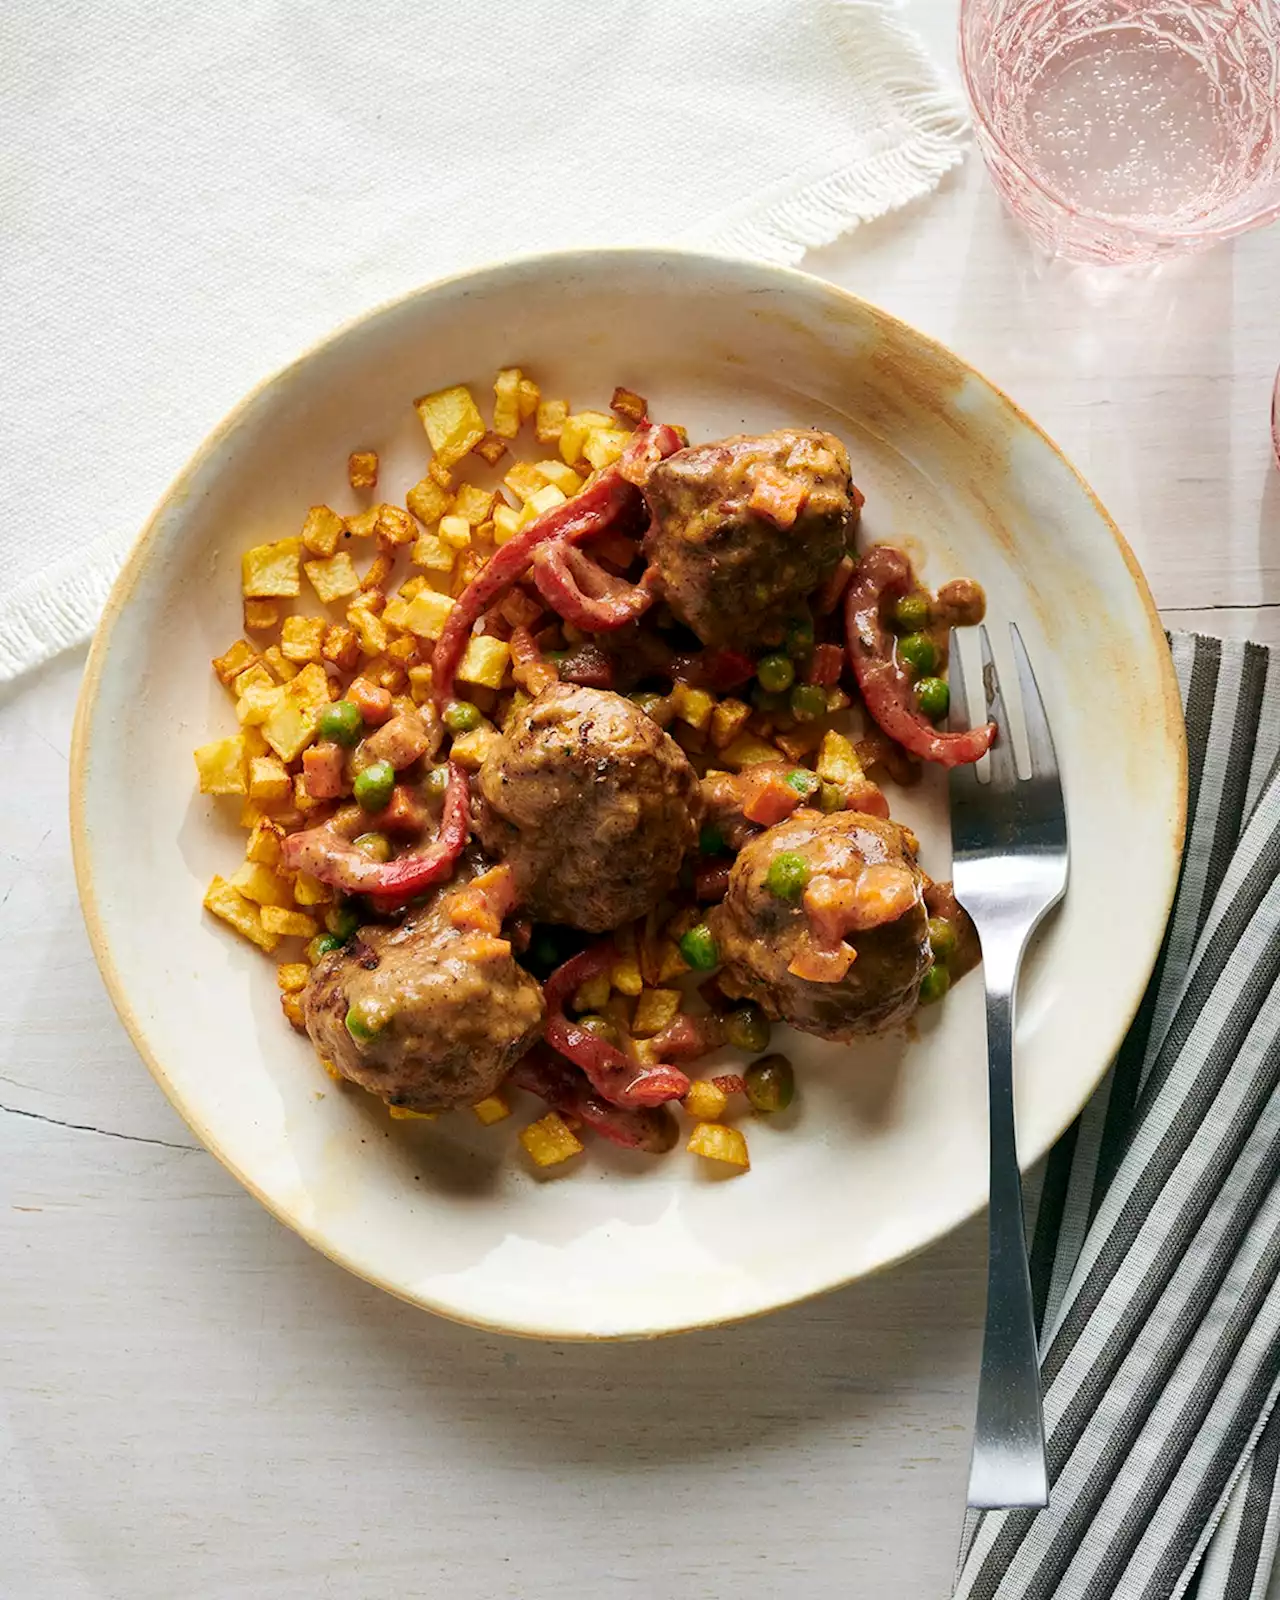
[475,683,701,931]
[710,809,929,1041]
[642,428,858,649]
[303,891,545,1112]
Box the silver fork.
[949,622,1068,1511]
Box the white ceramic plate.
[72,250,1185,1340]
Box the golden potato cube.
[381,595,412,630]
[671,683,715,733]
[438,514,472,550]
[242,725,269,758]
[376,503,417,548]
[415,384,486,466]
[720,732,785,769]
[457,635,510,690]
[203,876,278,953]
[360,552,394,593]
[229,861,294,908]
[408,664,434,704]
[520,1112,583,1167]
[632,988,682,1038]
[276,962,310,993]
[559,410,612,466]
[472,1093,511,1126]
[212,639,257,685]
[345,506,380,539]
[428,459,455,490]
[453,483,496,525]
[304,551,360,605]
[403,589,455,641]
[242,538,302,598]
[348,450,378,490]
[611,386,648,425]
[710,698,752,750]
[536,399,569,443]
[388,1105,440,1121]
[280,615,325,663]
[411,531,456,572]
[572,972,611,1013]
[233,661,275,698]
[347,603,388,657]
[301,505,346,557]
[534,460,583,496]
[524,484,567,519]
[262,699,318,763]
[406,475,453,526]
[683,1080,729,1122]
[292,871,331,907]
[472,432,509,467]
[816,729,865,790]
[492,367,523,439]
[288,662,334,710]
[610,928,644,997]
[687,1121,749,1170]
[260,904,319,939]
[448,725,500,770]
[516,377,540,422]
[583,428,630,470]
[503,461,545,504]
[492,503,523,545]
[194,735,247,795]
[656,938,690,984]
[261,645,297,682]
[248,756,290,801]
[245,816,284,866]
[243,597,279,633]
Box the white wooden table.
[5,6,1279,1595]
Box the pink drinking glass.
[959,0,1280,265]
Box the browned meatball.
[303,890,545,1112]
[642,428,858,649]
[710,809,929,1041]
[475,683,701,931]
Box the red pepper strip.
[670,648,756,692]
[431,421,682,707]
[530,540,655,631]
[845,545,996,768]
[280,762,471,895]
[543,943,689,1109]
[806,642,845,686]
[510,1045,678,1153]
[556,640,616,689]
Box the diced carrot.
[788,938,856,983]
[348,677,393,724]
[302,741,347,800]
[740,769,805,826]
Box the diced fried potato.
[525,484,566,519]
[559,410,613,466]
[457,635,510,690]
[533,460,583,496]
[387,635,417,665]
[382,595,412,630]
[376,504,417,548]
[453,483,496,525]
[246,755,290,802]
[261,646,297,682]
[203,876,278,952]
[610,386,648,424]
[411,531,456,573]
[260,904,319,938]
[242,538,302,598]
[448,725,500,770]
[438,514,472,550]
[347,450,378,490]
[536,398,569,444]
[361,552,394,593]
[194,735,247,795]
[516,377,540,421]
[632,988,682,1038]
[276,962,310,993]
[406,475,453,526]
[492,367,523,439]
[229,861,294,907]
[345,506,380,539]
[520,1111,583,1167]
[233,661,275,698]
[288,662,334,710]
[683,1079,729,1121]
[262,699,318,763]
[816,729,865,791]
[610,928,644,997]
[347,602,389,656]
[388,1105,440,1120]
[415,384,486,466]
[301,505,346,557]
[472,432,508,466]
[408,664,434,704]
[280,615,325,663]
[572,972,612,1013]
[243,598,279,633]
[671,683,715,733]
[583,428,630,470]
[291,871,331,907]
[280,991,306,1029]
[403,589,455,641]
[212,639,257,685]
[304,551,360,604]
[245,816,284,866]
[235,681,280,727]
[687,1121,749,1170]
[360,654,407,693]
[472,1093,511,1126]
[322,622,361,672]
[243,726,269,758]
[428,459,454,490]
[720,731,785,769]
[492,503,523,545]
[710,698,752,750]
[504,461,545,504]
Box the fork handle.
[967,976,1049,1510]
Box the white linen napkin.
[0,0,966,683]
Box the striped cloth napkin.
[956,633,1280,1600]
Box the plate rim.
[69,245,1188,1340]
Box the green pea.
[724,1002,771,1054]
[919,963,951,1005]
[818,781,846,814]
[785,615,816,657]
[916,677,950,722]
[326,903,361,940]
[897,631,937,677]
[784,769,820,798]
[317,698,363,747]
[699,823,727,857]
[751,685,786,714]
[354,759,396,811]
[678,923,720,971]
[443,700,482,734]
[893,592,931,633]
[345,998,390,1042]
[757,653,796,694]
[927,915,959,963]
[789,683,828,723]
[353,831,391,862]
[577,1014,620,1047]
[424,764,450,799]
[765,852,810,901]
[745,1053,795,1113]
[306,932,344,964]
